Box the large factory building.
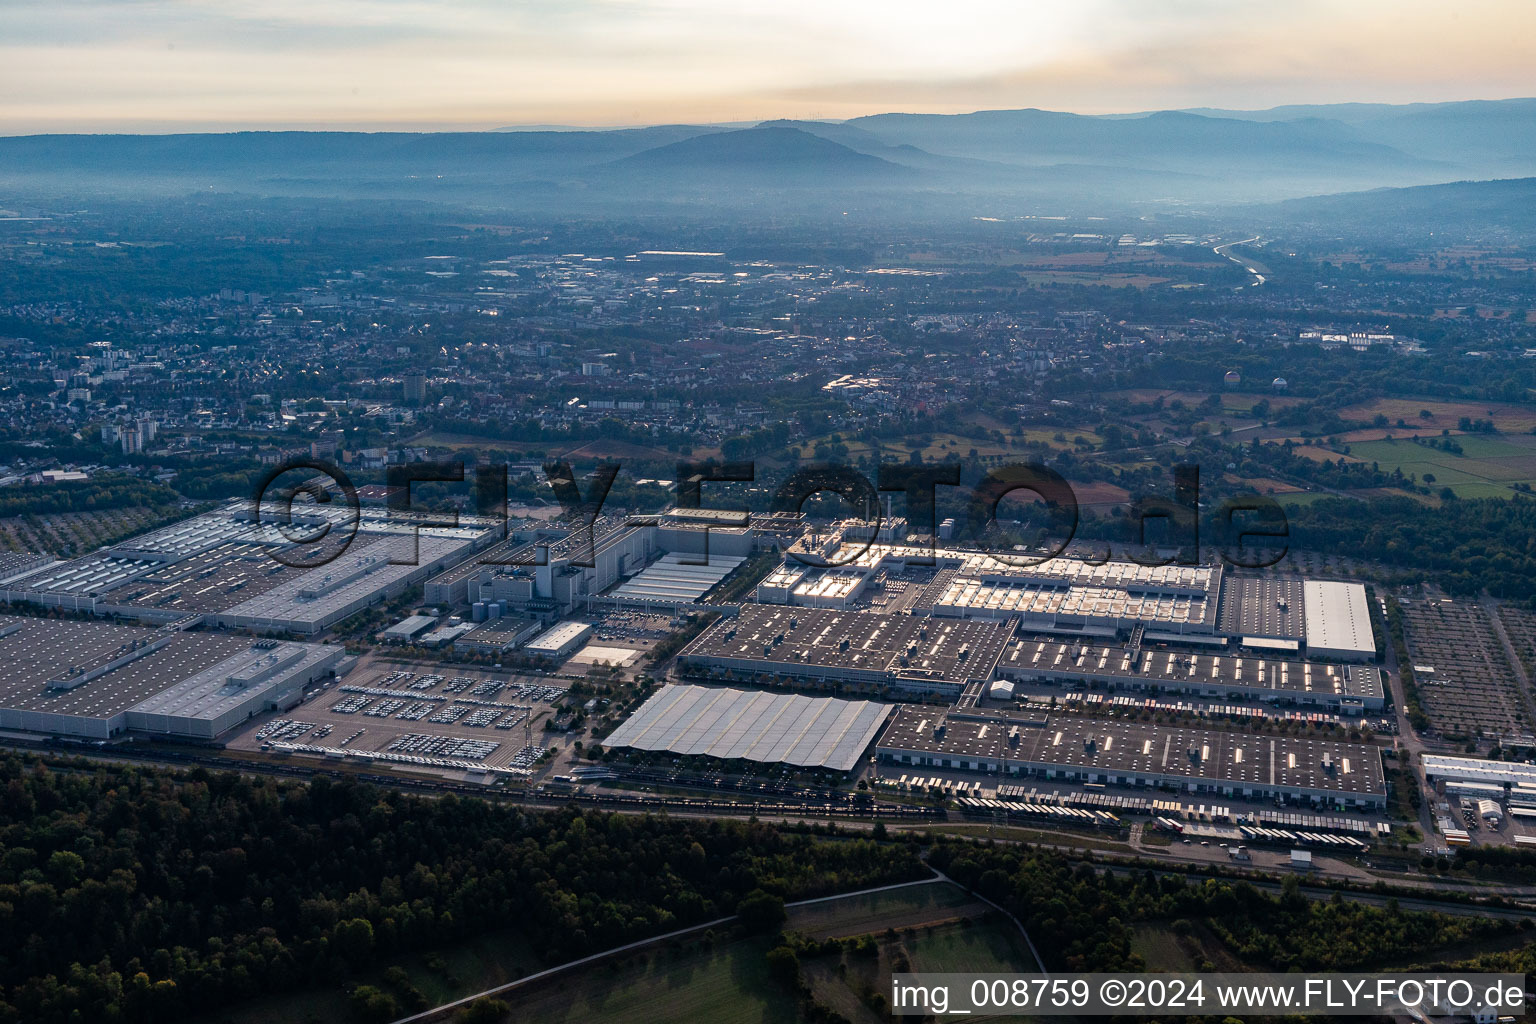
[0,616,341,740]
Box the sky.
[2,0,1534,133]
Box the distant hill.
[1264,176,1536,238]
[1174,100,1476,123]
[607,125,911,183]
[1,98,1534,212]
[0,126,719,177]
[1171,97,1536,176]
[843,108,1452,197]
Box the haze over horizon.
[3,0,1536,134]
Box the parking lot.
[1402,598,1527,740]
[1003,681,1394,734]
[227,656,568,777]
[588,608,677,649]
[853,566,939,614]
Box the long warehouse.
[994,638,1384,711]
[876,706,1386,808]
[679,604,1012,696]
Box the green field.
[1129,921,1243,972]
[490,933,797,1024]
[1437,482,1532,500]
[1324,434,1536,496]
[903,917,1037,974]
[491,882,1031,1024]
[1380,462,1486,484]
[1130,924,1201,971]
[801,915,1039,1024]
[787,880,984,938]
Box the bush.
[458,996,511,1024]
[765,945,801,987]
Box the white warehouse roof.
[525,620,592,654]
[1423,753,1536,788]
[604,683,890,771]
[608,552,744,604]
[1302,580,1375,660]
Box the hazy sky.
[2,0,1533,133]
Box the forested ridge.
[0,756,924,1023]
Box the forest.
[1285,494,1536,602]
[0,756,925,1024]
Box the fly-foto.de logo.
[250,457,1289,570]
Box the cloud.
[0,0,1530,131]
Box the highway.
[1214,235,1267,286]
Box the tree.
[333,917,376,968]
[764,944,800,987]
[45,850,84,888]
[349,985,399,1023]
[737,889,787,933]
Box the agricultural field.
[1280,430,1536,500]
[901,918,1038,974]
[1337,434,1536,497]
[1225,474,1304,495]
[1288,444,1360,463]
[0,505,190,558]
[1103,389,1309,413]
[1072,481,1132,509]
[485,932,796,1024]
[1130,921,1242,972]
[809,918,1035,1021]
[1337,398,1536,435]
[788,880,987,939]
[800,908,1038,1023]
[1345,486,1440,505]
